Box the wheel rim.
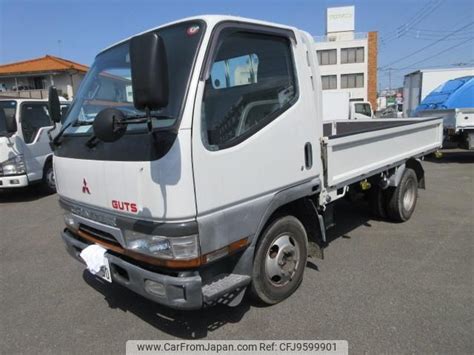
[46,168,55,189]
[402,179,416,211]
[265,234,301,287]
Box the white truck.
[403,67,474,117]
[51,16,443,310]
[322,91,373,121]
[0,98,69,192]
[418,108,474,149]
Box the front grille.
[78,224,120,245]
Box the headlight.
[0,155,26,176]
[63,212,79,231]
[123,230,199,260]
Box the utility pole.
[388,68,392,91]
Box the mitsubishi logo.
[82,178,91,194]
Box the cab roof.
[0,98,69,103]
[99,15,298,55]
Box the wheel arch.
[406,158,425,189]
[42,154,53,177]
[250,177,322,250]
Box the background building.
[0,55,88,99]
[313,6,378,109]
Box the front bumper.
[62,230,203,310]
[0,174,29,188]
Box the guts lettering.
[111,200,138,213]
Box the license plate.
[95,257,112,283]
[80,244,112,283]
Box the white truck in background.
[418,108,474,149]
[50,15,443,310]
[414,76,474,149]
[403,67,474,117]
[0,98,69,192]
[322,91,374,121]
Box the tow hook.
[359,179,371,191]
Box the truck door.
[191,24,318,253]
[18,102,59,181]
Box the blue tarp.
[415,75,474,115]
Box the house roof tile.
[0,55,88,75]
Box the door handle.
[304,142,313,169]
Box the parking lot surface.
[1,150,473,354]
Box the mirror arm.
[86,135,99,149]
[145,107,153,133]
[46,122,57,146]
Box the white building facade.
[313,6,378,108]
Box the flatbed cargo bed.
[322,117,444,188]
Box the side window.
[354,103,372,117]
[211,54,259,89]
[60,104,70,123]
[202,31,297,149]
[20,103,52,144]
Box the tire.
[386,168,418,222]
[368,185,387,219]
[42,161,56,194]
[250,215,308,305]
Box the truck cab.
[0,98,69,191]
[350,101,374,120]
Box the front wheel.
[250,216,308,305]
[42,162,56,194]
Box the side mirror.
[1,108,17,134]
[92,108,126,143]
[48,86,61,123]
[130,32,169,111]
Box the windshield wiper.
[124,114,174,120]
[73,121,94,126]
[51,118,97,148]
[85,113,174,149]
[51,121,72,148]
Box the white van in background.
[0,98,69,192]
[322,91,373,121]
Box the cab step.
[202,273,251,305]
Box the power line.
[380,0,438,41]
[388,37,474,71]
[384,61,474,71]
[405,32,474,41]
[380,0,444,45]
[379,21,474,69]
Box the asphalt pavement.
[1,149,473,354]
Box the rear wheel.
[42,161,56,194]
[368,185,388,219]
[386,168,418,222]
[250,216,308,305]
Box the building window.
[341,47,364,64]
[341,73,364,88]
[321,75,337,90]
[317,49,337,65]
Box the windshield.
[0,101,17,135]
[63,21,205,136]
[354,103,372,117]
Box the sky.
[1,0,473,90]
